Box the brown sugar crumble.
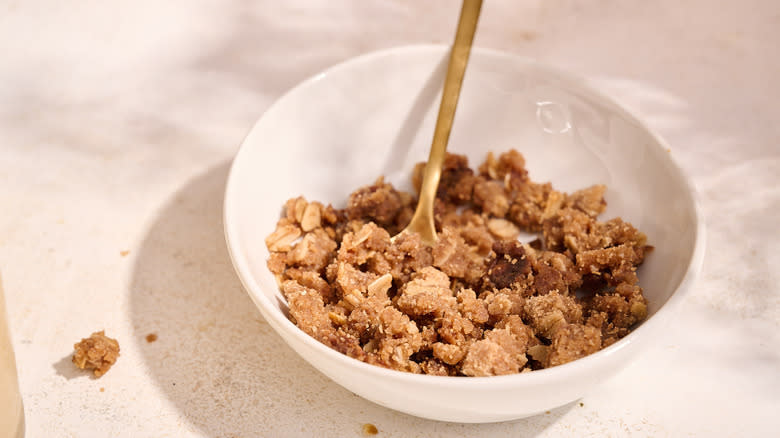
[72,330,120,377]
[362,423,379,435]
[119,250,130,257]
[145,333,158,343]
[265,149,652,376]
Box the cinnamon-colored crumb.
[265,149,651,375]
[72,331,120,377]
[362,423,379,435]
[546,323,602,367]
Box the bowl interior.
[226,46,699,329]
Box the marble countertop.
[1,0,778,436]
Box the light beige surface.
[0,0,778,436]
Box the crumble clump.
[265,149,652,375]
[72,330,120,377]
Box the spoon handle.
[416,0,483,224]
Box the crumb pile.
[265,150,652,376]
[72,330,120,377]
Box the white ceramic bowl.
[224,45,705,423]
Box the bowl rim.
[223,44,706,387]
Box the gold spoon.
[394,0,483,245]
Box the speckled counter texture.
[0,0,778,436]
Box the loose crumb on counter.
[265,149,652,376]
[72,330,120,377]
[145,333,158,343]
[362,423,379,435]
[120,250,130,257]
